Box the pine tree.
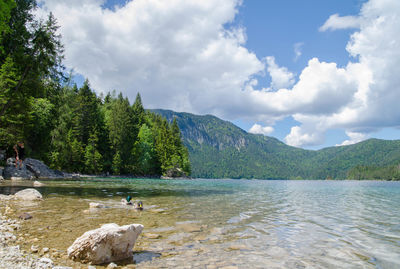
[84,133,103,174]
[107,93,135,173]
[76,80,99,145]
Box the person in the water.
[13,141,25,169]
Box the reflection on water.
[1,179,400,268]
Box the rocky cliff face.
[151,109,249,151]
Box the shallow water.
[1,179,400,268]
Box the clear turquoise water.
[1,179,400,268]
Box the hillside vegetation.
[153,109,400,180]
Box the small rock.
[33,181,45,187]
[10,223,21,230]
[106,262,118,269]
[89,202,105,208]
[42,247,50,253]
[5,206,14,214]
[143,233,161,239]
[19,212,33,220]
[37,257,54,269]
[88,266,96,269]
[194,234,207,241]
[150,208,166,213]
[227,244,248,251]
[31,245,39,253]
[177,223,202,233]
[14,188,43,201]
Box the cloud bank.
[37,0,400,147]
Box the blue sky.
[230,0,367,148]
[38,0,400,149]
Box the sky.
[36,0,400,149]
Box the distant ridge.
[151,109,400,179]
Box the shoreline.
[0,202,63,269]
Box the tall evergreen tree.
[84,132,103,174]
[76,79,99,145]
[132,92,145,128]
[0,0,63,149]
[107,93,135,173]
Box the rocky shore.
[1,158,75,181]
[0,188,144,269]
[0,189,68,269]
[0,211,67,269]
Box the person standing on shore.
[13,142,25,169]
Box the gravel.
[0,208,71,269]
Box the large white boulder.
[14,188,43,200]
[67,223,143,264]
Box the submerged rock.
[14,188,43,201]
[143,233,161,239]
[33,181,45,187]
[18,212,33,220]
[67,223,144,264]
[89,202,105,208]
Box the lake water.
[1,179,400,268]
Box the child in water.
[13,141,25,169]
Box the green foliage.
[84,133,103,174]
[106,93,135,173]
[134,124,159,175]
[347,165,400,180]
[27,97,55,162]
[0,1,15,51]
[0,0,63,149]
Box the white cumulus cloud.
[337,131,368,146]
[265,56,295,90]
[319,13,361,32]
[249,124,274,136]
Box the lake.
[1,179,400,268]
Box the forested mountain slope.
[152,109,400,179]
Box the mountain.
[151,109,400,179]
